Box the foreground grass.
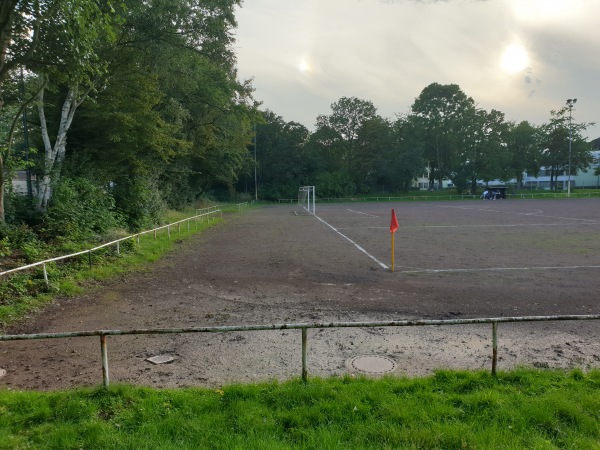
[1,369,599,449]
[0,206,223,329]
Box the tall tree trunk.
[36,83,90,211]
[0,154,5,222]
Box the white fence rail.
[1,314,599,388]
[0,207,222,283]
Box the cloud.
[235,0,599,138]
[381,0,490,3]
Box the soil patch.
[2,201,600,390]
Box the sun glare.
[501,44,529,74]
[299,58,311,73]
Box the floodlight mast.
[566,98,577,197]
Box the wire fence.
[0,206,222,285]
[318,191,600,203]
[1,314,599,388]
[279,191,600,205]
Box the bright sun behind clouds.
[501,44,529,74]
[299,58,311,73]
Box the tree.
[374,115,424,192]
[410,83,476,190]
[250,110,310,200]
[507,121,541,187]
[538,108,593,190]
[0,0,123,218]
[453,108,511,193]
[311,97,378,194]
[62,0,257,221]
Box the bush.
[0,222,47,262]
[113,175,165,231]
[2,191,38,225]
[43,177,121,242]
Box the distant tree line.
[246,84,594,201]
[0,1,596,248]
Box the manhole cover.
[0,368,6,378]
[146,355,175,365]
[345,355,396,374]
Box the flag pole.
[390,208,399,273]
[391,232,395,272]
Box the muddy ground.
[1,200,600,390]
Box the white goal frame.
[298,186,316,215]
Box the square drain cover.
[146,355,175,365]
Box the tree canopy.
[1,4,598,238]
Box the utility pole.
[566,98,577,197]
[254,124,258,201]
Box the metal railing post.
[302,327,308,382]
[88,250,92,269]
[116,241,120,256]
[168,225,171,239]
[43,263,49,287]
[101,335,109,388]
[492,322,498,377]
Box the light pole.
[566,98,577,196]
[253,124,258,201]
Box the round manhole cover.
[345,355,396,374]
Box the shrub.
[113,175,165,231]
[43,177,121,242]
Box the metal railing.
[0,207,222,284]
[2,314,599,388]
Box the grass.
[1,368,599,449]
[0,206,225,329]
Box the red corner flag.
[390,209,399,233]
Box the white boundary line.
[315,215,388,270]
[346,209,378,217]
[440,205,600,224]
[402,265,600,274]
[422,223,595,229]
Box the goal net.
[298,186,316,215]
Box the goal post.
[298,186,316,215]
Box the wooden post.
[391,233,395,272]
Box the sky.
[233,0,599,140]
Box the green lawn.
[1,369,599,449]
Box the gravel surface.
[2,200,600,390]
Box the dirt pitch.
[2,198,600,390]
